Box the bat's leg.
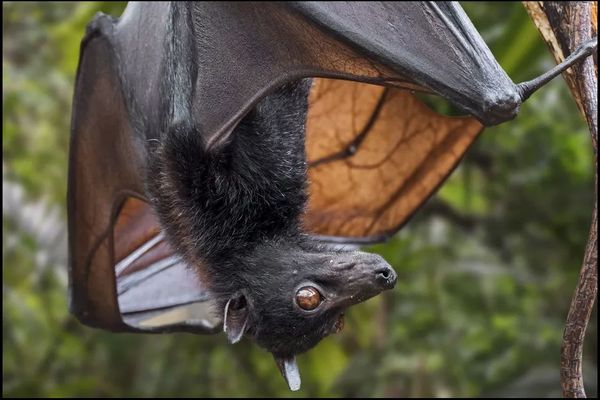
[517,36,597,101]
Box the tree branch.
[523,2,598,398]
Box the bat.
[67,2,597,391]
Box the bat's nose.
[332,251,397,291]
[325,251,397,308]
[353,252,397,289]
[375,266,397,289]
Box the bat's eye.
[295,286,322,311]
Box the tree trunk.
[523,2,598,398]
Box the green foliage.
[3,2,597,397]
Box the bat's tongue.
[273,355,301,391]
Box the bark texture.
[523,2,598,398]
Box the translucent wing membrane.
[113,198,221,331]
[68,33,220,332]
[304,79,483,242]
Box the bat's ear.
[223,293,249,344]
[274,355,301,391]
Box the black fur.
[144,4,395,360]
[147,79,336,354]
[148,79,310,275]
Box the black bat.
[67,2,596,391]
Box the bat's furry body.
[147,76,396,358]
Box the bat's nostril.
[375,267,397,288]
[376,268,391,279]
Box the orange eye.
[295,286,322,310]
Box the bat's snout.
[362,253,396,290]
[325,251,397,309]
[375,266,397,289]
[343,252,397,288]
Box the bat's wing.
[68,2,509,332]
[68,22,221,333]
[113,2,518,150]
[113,198,221,332]
[303,79,483,243]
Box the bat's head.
[218,237,396,390]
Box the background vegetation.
[3,2,597,397]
